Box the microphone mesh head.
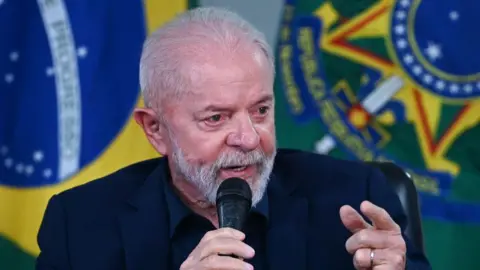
[216,177,252,204]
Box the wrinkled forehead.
[188,43,272,85]
[160,44,273,117]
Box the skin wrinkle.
[135,8,276,228]
[133,9,409,269]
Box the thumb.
[340,205,371,233]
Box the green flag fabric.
[274,0,480,269]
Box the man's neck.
[170,176,220,228]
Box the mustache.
[211,149,268,170]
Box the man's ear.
[133,107,168,155]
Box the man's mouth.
[223,165,248,172]
[218,164,257,178]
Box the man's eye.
[209,114,222,122]
[258,106,269,114]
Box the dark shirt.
[163,179,269,270]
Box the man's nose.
[226,116,260,152]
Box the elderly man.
[36,6,430,270]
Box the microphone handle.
[217,200,249,260]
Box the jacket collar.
[118,151,308,270]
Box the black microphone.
[216,177,252,231]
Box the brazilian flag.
[274,0,480,269]
[0,0,197,269]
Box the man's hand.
[340,201,406,270]
[180,228,255,270]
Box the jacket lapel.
[266,172,309,270]
[118,159,170,270]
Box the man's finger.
[199,237,255,260]
[340,205,372,233]
[360,248,406,268]
[201,228,245,243]
[345,228,402,254]
[201,255,254,270]
[352,248,372,269]
[360,201,400,232]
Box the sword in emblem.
[315,75,405,154]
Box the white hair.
[138,6,275,110]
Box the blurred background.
[1,0,479,269]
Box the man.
[36,6,431,270]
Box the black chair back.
[367,162,425,252]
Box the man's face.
[164,50,276,206]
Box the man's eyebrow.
[197,104,232,113]
[255,94,274,104]
[196,93,274,113]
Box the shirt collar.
[162,173,270,238]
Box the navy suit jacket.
[36,149,431,269]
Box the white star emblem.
[33,150,44,162]
[423,74,433,84]
[77,46,88,58]
[464,84,473,93]
[450,84,459,93]
[449,11,459,21]
[396,39,407,49]
[43,168,52,179]
[46,67,55,76]
[396,11,406,20]
[403,54,414,64]
[412,65,422,76]
[15,163,24,174]
[394,25,406,35]
[424,42,442,62]
[4,158,13,168]
[5,73,14,84]
[436,80,446,90]
[400,0,410,8]
[9,51,19,62]
[25,165,34,176]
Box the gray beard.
[169,139,276,207]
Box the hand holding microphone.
[180,178,255,270]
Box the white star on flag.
[33,150,44,162]
[464,84,473,93]
[425,42,442,62]
[413,65,422,75]
[450,11,459,21]
[394,25,406,35]
[77,46,88,58]
[436,80,446,90]
[15,163,24,174]
[46,66,55,76]
[396,11,406,20]
[25,165,34,176]
[396,39,407,49]
[43,168,52,179]
[5,73,14,83]
[400,0,410,8]
[423,74,433,84]
[9,51,19,62]
[4,158,13,168]
[403,54,414,64]
[450,84,460,93]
